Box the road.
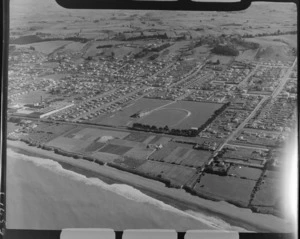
[111,63,129,74]
[223,143,269,151]
[215,95,269,152]
[254,63,291,69]
[146,62,176,82]
[72,86,148,121]
[70,61,184,121]
[238,65,259,89]
[213,57,297,153]
[271,57,297,99]
[170,63,204,88]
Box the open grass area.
[223,146,268,161]
[46,136,91,153]
[236,49,259,62]
[47,126,156,161]
[139,101,223,129]
[149,142,177,161]
[7,122,18,134]
[251,170,283,207]
[83,141,105,153]
[14,90,52,105]
[123,132,150,143]
[164,147,212,167]
[99,144,132,155]
[98,98,172,127]
[149,142,211,167]
[254,34,297,49]
[227,165,263,181]
[147,136,172,145]
[194,174,256,207]
[124,147,154,160]
[139,108,190,128]
[110,138,144,148]
[92,151,120,163]
[114,157,147,169]
[23,122,76,144]
[122,133,171,146]
[65,127,130,142]
[18,41,73,54]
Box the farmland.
[251,170,283,207]
[194,174,257,207]
[227,165,263,181]
[45,126,157,163]
[149,142,212,168]
[7,120,76,145]
[7,0,297,225]
[136,160,197,187]
[65,127,130,141]
[17,41,73,54]
[221,146,268,166]
[46,127,130,153]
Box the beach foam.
[6,149,222,230]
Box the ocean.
[6,149,244,231]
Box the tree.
[151,125,157,131]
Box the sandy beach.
[6,140,294,232]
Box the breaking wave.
[7,149,247,231]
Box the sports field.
[98,98,172,127]
[139,101,223,129]
[139,108,190,128]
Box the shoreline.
[6,140,294,232]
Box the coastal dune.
[6,140,294,232]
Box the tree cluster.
[211,44,239,56]
[242,30,297,39]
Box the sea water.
[6,149,244,231]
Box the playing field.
[139,108,190,128]
[98,98,172,127]
[139,101,223,129]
